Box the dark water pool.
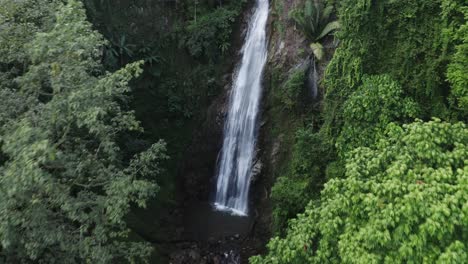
[184,201,253,241]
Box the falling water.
[214,0,269,216]
[310,58,318,98]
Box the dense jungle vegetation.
[254,0,467,263]
[0,0,467,263]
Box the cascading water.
[309,57,318,99]
[213,0,269,216]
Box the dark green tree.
[0,1,166,262]
[446,6,468,117]
[336,74,419,158]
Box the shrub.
[252,120,468,264]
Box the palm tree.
[289,0,340,98]
[106,34,135,66]
[290,0,340,60]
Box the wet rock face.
[250,159,263,183]
[180,87,229,201]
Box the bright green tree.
[0,1,166,262]
[336,74,419,157]
[251,120,468,264]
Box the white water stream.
[214,0,269,216]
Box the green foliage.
[252,120,468,264]
[105,34,136,67]
[336,74,419,157]
[0,1,166,262]
[80,7,251,245]
[271,0,286,37]
[277,69,306,110]
[323,0,468,142]
[290,0,339,60]
[184,1,244,60]
[0,0,57,66]
[262,0,467,262]
[82,0,240,202]
[317,0,468,196]
[309,42,325,61]
[289,0,338,42]
[446,6,468,116]
[271,129,332,233]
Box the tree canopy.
[251,120,467,264]
[0,1,166,262]
[336,74,419,157]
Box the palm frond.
[321,5,334,25]
[289,8,304,27]
[304,0,316,36]
[314,2,322,35]
[304,0,314,19]
[292,0,339,43]
[316,21,340,41]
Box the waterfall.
[213,0,269,216]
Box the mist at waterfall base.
[213,0,269,217]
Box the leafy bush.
[271,129,332,233]
[252,119,468,264]
[446,6,468,116]
[277,69,306,110]
[336,74,419,157]
[184,2,244,60]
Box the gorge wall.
[84,0,330,263]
